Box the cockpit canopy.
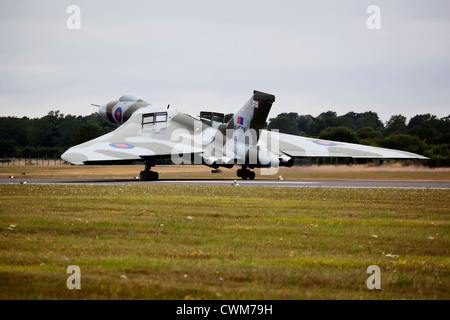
[118,94,145,103]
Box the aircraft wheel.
[237,168,255,180]
[140,170,159,181]
[151,171,159,181]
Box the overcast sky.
[1,0,449,123]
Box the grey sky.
[0,0,449,123]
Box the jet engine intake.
[97,95,149,125]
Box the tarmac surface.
[1,177,449,189]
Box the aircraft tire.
[151,171,159,181]
[140,170,159,181]
[237,168,255,180]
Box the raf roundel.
[109,143,135,149]
[312,140,338,147]
[114,107,122,122]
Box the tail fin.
[221,90,276,165]
[227,90,275,137]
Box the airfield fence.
[0,157,69,166]
[0,155,415,167]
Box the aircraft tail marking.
[227,90,275,139]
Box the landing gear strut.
[237,167,255,180]
[140,161,159,181]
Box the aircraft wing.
[265,131,428,160]
[61,108,204,165]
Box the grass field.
[1,179,449,299]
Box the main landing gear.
[140,161,159,181]
[237,166,255,180]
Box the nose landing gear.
[140,161,159,181]
[140,170,159,181]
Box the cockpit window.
[119,94,145,102]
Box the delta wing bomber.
[62,90,428,180]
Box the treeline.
[1,110,449,166]
[266,111,450,167]
[0,111,116,159]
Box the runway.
[1,177,449,189]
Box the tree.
[319,126,359,144]
[358,111,383,130]
[46,110,64,126]
[309,111,355,136]
[27,118,54,147]
[267,115,299,135]
[406,114,443,144]
[58,115,84,147]
[408,125,441,144]
[356,127,383,146]
[382,133,426,155]
[407,114,439,129]
[0,117,29,146]
[384,115,407,136]
[278,112,299,122]
[72,124,103,145]
[424,144,450,167]
[297,115,314,135]
[356,127,383,139]
[0,139,18,155]
[0,108,448,165]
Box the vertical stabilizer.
[227,90,275,138]
[223,90,276,165]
